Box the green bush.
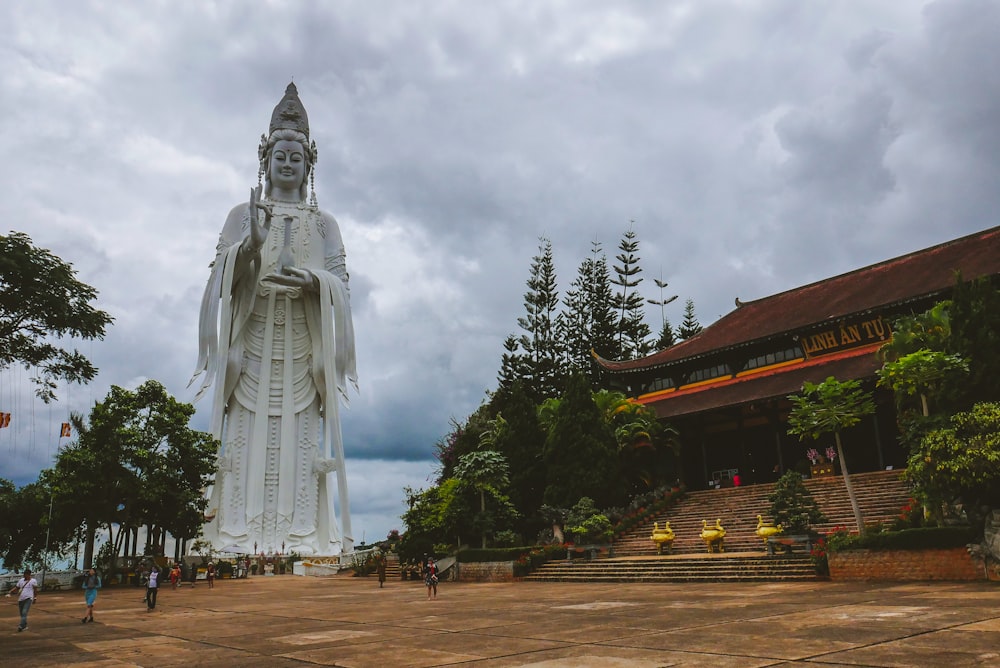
[568,514,613,544]
[768,470,826,534]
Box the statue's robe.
[191,199,357,555]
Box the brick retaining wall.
[829,547,985,581]
[456,561,514,583]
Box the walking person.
[145,565,160,611]
[376,553,386,588]
[6,568,39,632]
[423,558,438,600]
[81,567,101,623]
[206,562,216,589]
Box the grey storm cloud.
[2,0,1000,542]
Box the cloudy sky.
[2,1,999,545]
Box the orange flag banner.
[60,422,71,438]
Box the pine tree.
[516,238,564,400]
[559,256,595,376]
[611,227,652,359]
[647,276,678,351]
[654,318,677,349]
[496,334,528,396]
[676,298,703,340]
[589,244,620,366]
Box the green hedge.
[826,526,976,553]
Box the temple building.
[596,226,1000,490]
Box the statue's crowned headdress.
[259,82,319,204]
[269,82,310,139]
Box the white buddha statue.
[191,83,357,555]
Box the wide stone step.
[525,555,817,583]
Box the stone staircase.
[613,469,911,556]
[524,469,911,583]
[384,553,402,580]
[525,554,817,583]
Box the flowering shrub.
[810,537,829,576]
[891,498,924,531]
[611,486,685,537]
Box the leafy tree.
[0,479,53,571]
[453,449,516,548]
[879,302,951,364]
[595,390,679,495]
[542,374,623,508]
[676,298,703,340]
[948,276,1000,407]
[0,231,113,402]
[905,402,1000,529]
[877,349,969,418]
[53,380,217,571]
[611,227,652,359]
[787,377,875,535]
[517,238,564,400]
[399,480,472,561]
[768,470,827,534]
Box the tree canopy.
[0,231,113,402]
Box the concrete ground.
[2,573,998,667]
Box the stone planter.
[810,463,835,477]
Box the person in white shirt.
[6,568,39,632]
[146,566,160,611]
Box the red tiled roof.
[640,345,882,419]
[601,226,1000,373]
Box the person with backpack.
[82,567,102,623]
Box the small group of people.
[5,565,102,631]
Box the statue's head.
[259,82,318,201]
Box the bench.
[766,534,812,555]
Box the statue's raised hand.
[248,185,273,251]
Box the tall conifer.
[516,238,564,400]
[611,227,652,359]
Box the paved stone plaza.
[2,573,998,666]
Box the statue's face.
[269,139,307,191]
